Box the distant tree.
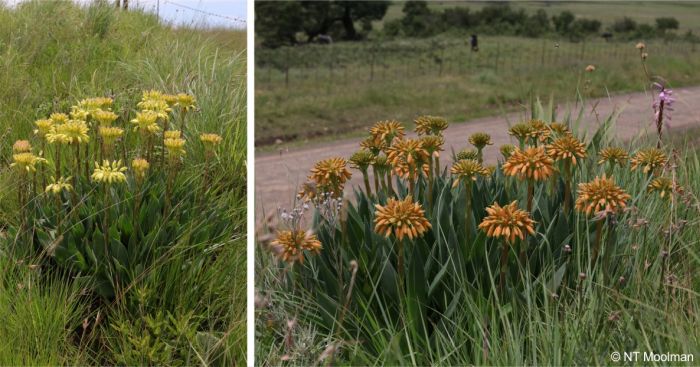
[655,17,679,32]
[401,1,440,37]
[552,10,575,34]
[574,18,601,34]
[441,6,475,29]
[521,9,550,37]
[612,17,637,33]
[255,1,389,47]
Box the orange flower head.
[309,157,352,198]
[478,201,536,244]
[414,115,448,136]
[451,159,488,188]
[598,147,629,167]
[360,135,388,155]
[647,177,674,199]
[374,196,431,241]
[502,146,554,181]
[630,148,667,174]
[369,120,405,145]
[547,134,587,165]
[271,230,322,264]
[386,138,430,179]
[575,175,631,216]
[419,135,444,157]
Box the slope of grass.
[0,1,246,364]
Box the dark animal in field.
[470,34,479,52]
[602,32,613,42]
[317,34,333,45]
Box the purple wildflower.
[652,83,674,148]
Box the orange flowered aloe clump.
[479,201,536,244]
[502,146,554,181]
[374,195,431,241]
[271,230,322,264]
[575,175,631,216]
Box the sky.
[4,0,247,29]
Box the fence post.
[284,48,290,88]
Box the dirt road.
[255,86,700,217]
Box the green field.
[255,35,700,147]
[0,1,246,364]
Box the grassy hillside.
[0,1,246,364]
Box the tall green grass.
[0,1,246,364]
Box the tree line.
[256,1,697,48]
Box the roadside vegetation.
[0,1,246,364]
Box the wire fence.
[256,38,698,89]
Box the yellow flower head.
[499,144,516,159]
[176,93,196,111]
[78,97,113,111]
[360,135,388,155]
[468,132,493,150]
[419,135,444,156]
[164,130,182,139]
[70,106,90,121]
[575,175,631,216]
[508,123,534,143]
[164,137,186,159]
[56,120,90,145]
[49,113,69,125]
[374,195,431,241]
[10,152,47,173]
[309,157,352,197]
[34,118,54,138]
[369,120,405,145]
[92,160,127,185]
[630,148,667,174]
[451,159,488,188]
[386,138,430,179]
[162,94,179,107]
[45,176,73,195]
[547,134,587,165]
[502,146,554,181]
[131,110,161,134]
[200,133,223,149]
[92,109,119,126]
[98,126,124,146]
[479,201,536,244]
[647,177,674,199]
[598,147,629,167]
[270,230,322,264]
[349,150,376,171]
[131,158,150,180]
[456,148,479,161]
[12,140,32,153]
[414,115,448,136]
